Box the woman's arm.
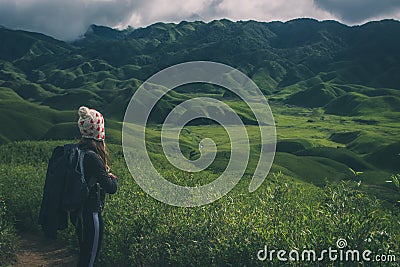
[84,151,118,194]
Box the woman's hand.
[108,172,118,180]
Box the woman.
[76,106,118,267]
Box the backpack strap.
[78,149,85,178]
[78,149,97,188]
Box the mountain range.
[1,18,400,143]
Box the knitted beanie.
[78,106,105,141]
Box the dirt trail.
[13,232,77,267]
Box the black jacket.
[39,144,118,239]
[39,145,69,239]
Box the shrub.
[0,198,18,266]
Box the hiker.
[75,106,118,267]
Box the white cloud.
[123,0,336,27]
[215,0,335,22]
[123,0,226,27]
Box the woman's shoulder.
[82,150,105,173]
[83,149,100,160]
[77,144,100,160]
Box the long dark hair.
[79,138,110,172]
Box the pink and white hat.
[78,106,105,141]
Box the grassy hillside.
[1,19,400,265]
[0,141,399,266]
[1,19,400,129]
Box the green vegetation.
[1,19,400,265]
[387,174,400,203]
[1,19,400,135]
[0,197,17,266]
[0,142,399,266]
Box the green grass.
[294,147,373,170]
[0,141,399,266]
[276,138,312,153]
[329,131,361,144]
[0,197,18,266]
[273,152,350,185]
[0,91,72,142]
[366,141,400,172]
[122,105,400,204]
[1,87,399,202]
[284,83,341,108]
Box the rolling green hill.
[1,19,400,128]
[0,18,399,203]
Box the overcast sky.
[0,0,399,40]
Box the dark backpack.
[62,144,91,212]
[39,144,93,239]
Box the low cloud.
[313,0,400,24]
[0,0,137,40]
